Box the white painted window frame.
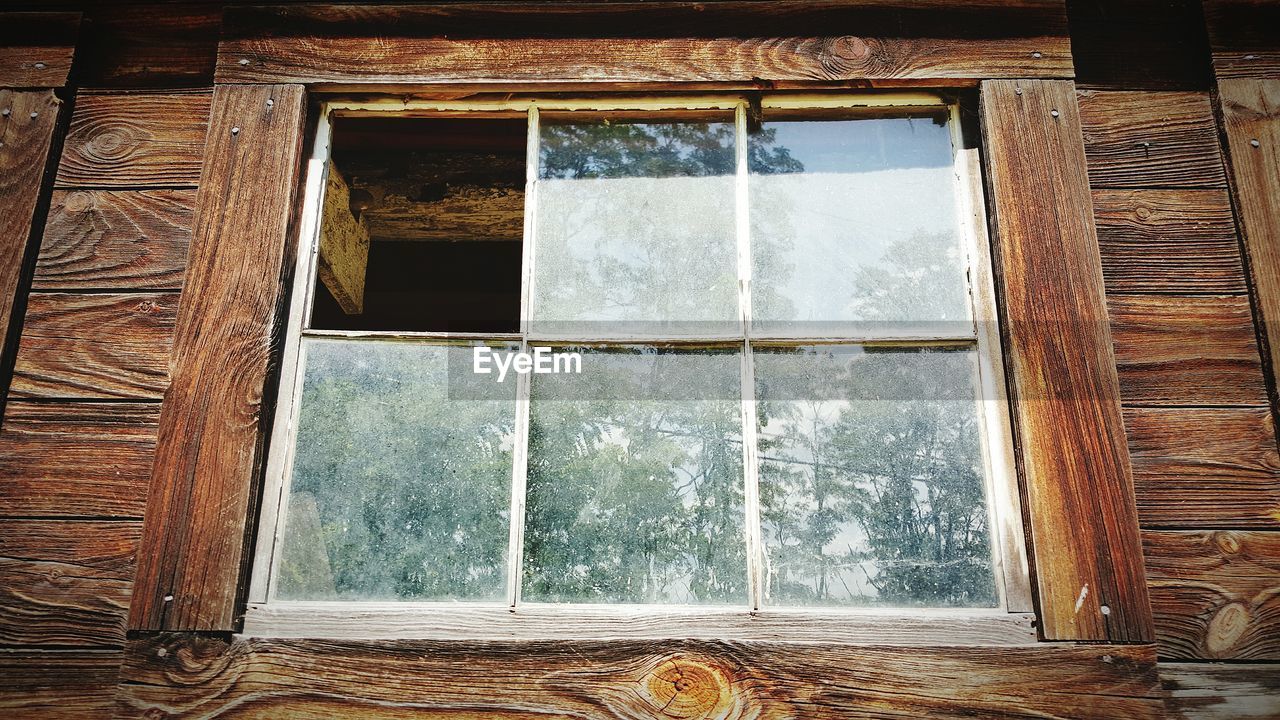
[243,92,1035,644]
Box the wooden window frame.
[237,91,1036,643]
[130,10,1153,647]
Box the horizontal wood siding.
[55,90,210,188]
[0,12,79,88]
[1161,662,1280,719]
[1144,531,1280,661]
[10,292,178,400]
[1077,90,1226,188]
[117,635,1164,719]
[34,190,192,291]
[0,650,122,718]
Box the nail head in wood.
[1015,87,1023,95]
[33,62,46,70]
[1032,52,1042,59]
[29,112,38,119]
[239,58,251,66]
[1,108,9,116]
[267,99,274,108]
[1050,109,1060,118]
[232,127,241,135]
[1251,139,1261,148]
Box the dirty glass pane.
[530,118,739,337]
[523,347,747,603]
[749,113,973,337]
[753,344,997,607]
[275,339,517,601]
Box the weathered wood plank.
[318,166,369,313]
[0,89,61,393]
[55,90,210,189]
[1108,294,1269,407]
[130,85,307,632]
[0,520,139,647]
[10,292,177,400]
[0,650,121,718]
[1145,530,1280,661]
[220,37,1072,87]
[1093,189,1246,294]
[1125,407,1280,528]
[0,402,158,518]
[1203,0,1280,79]
[1218,79,1280,417]
[0,12,80,87]
[118,635,1164,720]
[34,190,192,291]
[1077,90,1226,188]
[1161,662,1280,719]
[980,79,1152,642]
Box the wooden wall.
[0,1,1278,717]
[0,23,209,710]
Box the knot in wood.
[84,121,144,162]
[1213,531,1241,555]
[63,191,93,214]
[1206,602,1249,655]
[821,36,881,78]
[643,655,733,719]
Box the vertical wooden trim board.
[979,79,1154,642]
[129,84,307,632]
[0,89,61,389]
[1218,78,1280,415]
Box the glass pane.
[749,112,973,337]
[754,345,997,607]
[531,118,739,337]
[524,347,747,603]
[275,339,517,601]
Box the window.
[249,94,1030,634]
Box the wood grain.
[980,79,1152,642]
[0,90,61,393]
[317,166,368,313]
[1108,294,1269,407]
[10,292,177,400]
[55,90,210,189]
[0,520,139,647]
[0,401,158,518]
[1218,79,1280,417]
[0,650,121,718]
[1092,189,1246,294]
[1161,661,1280,719]
[218,36,1072,87]
[34,190,192,290]
[0,12,80,87]
[1077,90,1226,188]
[1125,407,1280,528]
[1145,530,1280,662]
[130,84,307,632]
[117,635,1163,720]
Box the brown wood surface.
[1144,530,1280,661]
[0,12,80,88]
[34,190,192,291]
[55,90,211,189]
[1077,90,1226,188]
[1125,407,1280,528]
[1204,0,1280,79]
[130,84,307,632]
[0,90,61,393]
[1092,189,1246,294]
[0,520,139,648]
[0,401,158,518]
[1161,661,1280,719]
[10,292,177,400]
[1218,79,1280,418]
[218,36,1072,88]
[980,79,1152,642]
[0,650,121,718]
[118,635,1163,719]
[1109,294,1268,407]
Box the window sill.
[241,603,1037,645]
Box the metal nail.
[1032,51,1042,59]
[239,58,251,66]
[231,127,241,135]
[1051,109,1060,118]
[33,62,46,70]
[1251,139,1261,148]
